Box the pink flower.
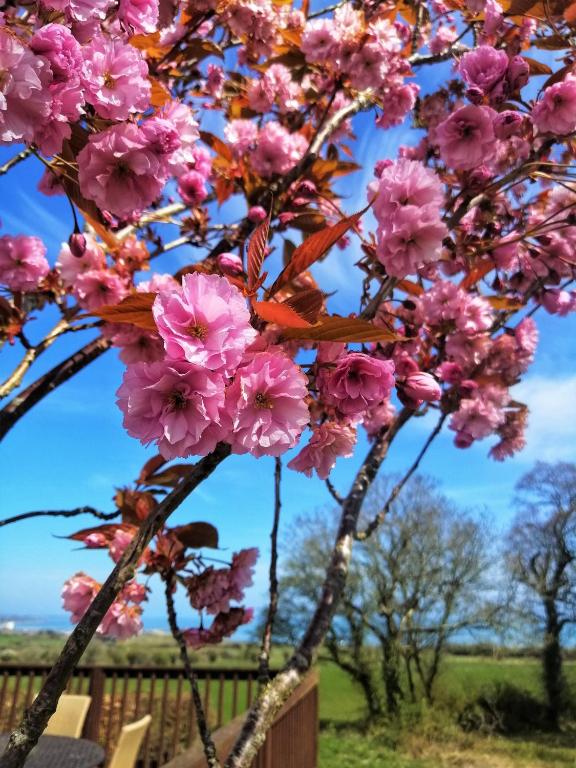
[436,105,497,170]
[429,26,457,55]
[368,158,444,224]
[183,607,253,648]
[56,235,106,287]
[44,0,113,22]
[362,400,396,439]
[319,353,395,418]
[73,269,128,311]
[403,372,442,402]
[248,206,267,223]
[98,602,143,639]
[121,580,148,605]
[188,569,235,615]
[376,84,419,129]
[0,30,52,145]
[224,119,258,156]
[375,205,448,277]
[178,170,208,207]
[30,24,82,83]
[301,20,339,63]
[218,252,243,275]
[105,324,165,364]
[153,273,257,375]
[417,281,493,335]
[81,35,150,120]
[84,533,108,548]
[493,110,525,139]
[252,122,307,178]
[116,360,226,459]
[146,102,200,177]
[118,0,159,33]
[225,351,309,457]
[0,235,50,292]
[449,385,508,444]
[109,529,135,563]
[77,124,164,219]
[532,79,576,135]
[541,288,576,316]
[459,45,508,97]
[229,548,259,595]
[288,421,357,479]
[62,572,100,623]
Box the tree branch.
[0,443,231,768]
[325,478,344,505]
[0,336,111,442]
[164,571,221,768]
[0,507,119,529]
[355,413,447,541]
[0,148,32,176]
[258,458,282,685]
[224,410,411,768]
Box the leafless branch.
[0,507,119,529]
[325,478,344,505]
[258,458,282,685]
[164,571,221,768]
[0,148,32,175]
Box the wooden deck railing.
[163,670,319,768]
[0,664,318,768]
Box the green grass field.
[1,634,575,767]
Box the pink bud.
[455,431,474,449]
[437,361,462,384]
[218,252,243,276]
[404,372,442,402]
[248,206,267,223]
[459,379,479,398]
[374,159,393,178]
[69,232,87,259]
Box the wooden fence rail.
[0,664,318,768]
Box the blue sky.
[1,55,576,632]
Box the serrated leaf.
[282,316,400,342]
[252,300,312,328]
[268,205,369,297]
[138,455,167,484]
[173,522,219,550]
[89,293,157,331]
[247,214,270,291]
[282,288,324,324]
[67,523,136,544]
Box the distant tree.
[505,462,576,729]
[276,476,496,717]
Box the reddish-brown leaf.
[459,261,495,290]
[268,204,369,297]
[149,78,171,107]
[172,522,219,549]
[247,214,270,291]
[282,315,400,342]
[486,295,524,310]
[397,279,424,297]
[199,130,233,163]
[145,464,194,488]
[522,56,552,75]
[252,300,313,328]
[67,523,136,543]
[282,288,324,324]
[90,293,157,331]
[138,454,168,484]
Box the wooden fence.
[0,664,318,768]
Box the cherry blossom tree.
[1,0,576,765]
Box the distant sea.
[0,614,253,640]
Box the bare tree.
[277,476,496,716]
[505,462,576,729]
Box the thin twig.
[0,507,119,529]
[0,444,231,768]
[325,478,344,505]
[355,413,447,541]
[164,572,221,768]
[258,458,282,685]
[0,148,32,176]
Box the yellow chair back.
[44,694,92,739]
[108,714,152,768]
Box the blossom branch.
[224,410,411,768]
[164,571,221,768]
[0,506,119,529]
[355,412,447,541]
[258,457,282,685]
[0,443,231,768]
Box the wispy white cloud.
[512,374,576,463]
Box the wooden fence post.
[83,667,105,742]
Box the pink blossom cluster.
[61,572,146,639]
[117,273,310,460]
[183,608,253,649]
[187,548,258,615]
[247,64,301,113]
[225,120,307,178]
[368,159,447,277]
[0,234,50,292]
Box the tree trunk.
[542,599,565,730]
[381,638,403,715]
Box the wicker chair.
[44,694,92,739]
[108,714,152,768]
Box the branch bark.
[0,443,231,768]
[224,410,411,768]
[258,458,282,685]
[0,506,119,529]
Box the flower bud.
[507,56,530,92]
[404,372,442,402]
[218,252,243,276]
[247,206,267,223]
[493,110,524,139]
[69,232,87,259]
